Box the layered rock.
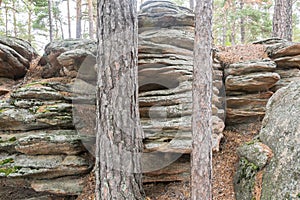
[0,81,93,199]
[234,81,300,200]
[0,36,37,79]
[224,60,279,129]
[224,39,300,130]
[138,0,225,155]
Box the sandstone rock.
[271,77,300,91]
[11,83,65,100]
[39,39,96,78]
[0,102,73,131]
[269,43,300,59]
[0,36,37,79]
[225,72,280,92]
[273,55,300,68]
[0,154,91,179]
[31,177,85,196]
[224,60,276,77]
[138,0,194,30]
[15,130,87,155]
[0,78,15,96]
[226,92,273,110]
[259,81,300,199]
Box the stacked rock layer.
[138,0,225,153]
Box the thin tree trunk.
[76,0,82,38]
[240,0,245,43]
[272,0,293,41]
[28,10,32,43]
[12,0,17,37]
[88,0,94,39]
[191,0,213,199]
[5,4,8,36]
[67,0,71,38]
[95,0,144,199]
[48,0,53,41]
[190,0,194,11]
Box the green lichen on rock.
[234,158,259,200]
[0,158,21,176]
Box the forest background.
[0,0,299,53]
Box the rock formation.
[138,0,225,154]
[234,81,300,200]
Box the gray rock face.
[0,36,37,79]
[234,81,300,200]
[259,81,300,199]
[234,142,273,200]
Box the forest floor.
[77,130,257,200]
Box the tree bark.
[76,0,82,38]
[88,0,94,39]
[95,0,144,199]
[67,0,71,38]
[191,0,213,199]
[272,0,293,41]
[48,0,53,41]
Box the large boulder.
[234,81,300,199]
[0,36,37,79]
[259,81,300,199]
[39,39,96,78]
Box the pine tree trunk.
[48,0,53,41]
[191,0,213,199]
[12,0,17,37]
[67,0,71,38]
[95,0,144,199]
[272,0,292,41]
[240,0,245,44]
[88,0,94,39]
[76,0,82,38]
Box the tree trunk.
[95,0,144,199]
[88,0,94,39]
[190,0,194,11]
[12,0,17,37]
[240,0,245,43]
[76,0,82,38]
[48,0,53,41]
[191,0,213,199]
[67,0,71,38]
[28,9,32,43]
[272,0,292,41]
[5,3,8,36]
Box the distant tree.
[272,0,293,41]
[87,0,94,39]
[191,0,213,199]
[76,0,82,38]
[48,0,53,41]
[190,0,194,10]
[67,0,71,38]
[95,0,144,199]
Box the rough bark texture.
[95,0,144,199]
[191,0,213,199]
[272,0,292,41]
